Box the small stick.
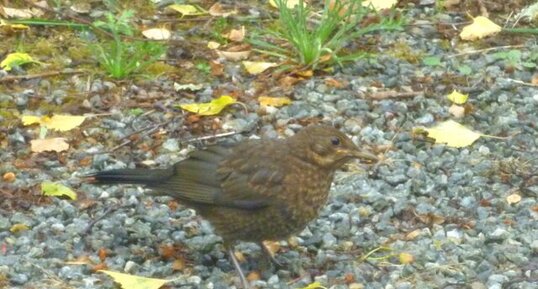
[82,205,120,236]
[109,120,172,152]
[368,90,423,100]
[447,45,526,58]
[180,131,238,144]
[0,69,85,83]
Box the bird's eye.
[330,137,341,145]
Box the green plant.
[90,10,167,78]
[251,0,403,70]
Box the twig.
[0,69,85,83]
[368,90,423,100]
[181,131,238,144]
[109,119,172,152]
[82,205,120,235]
[504,78,538,87]
[447,45,526,58]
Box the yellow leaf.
[269,0,306,9]
[10,223,29,233]
[167,4,207,16]
[242,61,278,75]
[423,120,482,148]
[297,282,328,289]
[99,270,172,289]
[142,28,171,40]
[0,19,29,29]
[460,16,501,41]
[47,115,87,131]
[399,252,415,264]
[0,52,40,71]
[207,41,221,49]
[506,193,521,204]
[31,138,70,153]
[41,181,77,200]
[363,0,397,11]
[178,95,237,116]
[21,114,86,131]
[447,90,468,104]
[21,115,42,126]
[258,96,292,107]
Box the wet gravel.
[1,3,538,289]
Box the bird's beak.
[351,149,378,163]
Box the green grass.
[90,10,167,79]
[251,0,403,70]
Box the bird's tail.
[86,168,173,186]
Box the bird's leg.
[227,247,250,289]
[259,241,284,268]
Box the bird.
[87,124,377,288]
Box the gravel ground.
[1,2,538,289]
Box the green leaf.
[457,65,472,75]
[423,56,442,66]
[41,181,77,200]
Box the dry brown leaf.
[208,3,237,17]
[216,50,250,61]
[506,193,521,204]
[225,26,246,42]
[30,138,69,153]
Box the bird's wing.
[148,142,284,210]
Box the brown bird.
[88,125,377,288]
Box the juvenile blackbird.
[88,125,377,288]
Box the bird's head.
[288,125,378,170]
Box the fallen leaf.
[363,0,397,11]
[0,19,29,30]
[167,4,207,16]
[225,26,246,42]
[422,120,482,148]
[269,0,306,9]
[41,181,77,200]
[247,271,261,281]
[447,90,468,104]
[2,172,15,182]
[258,96,292,107]
[216,50,250,61]
[398,252,414,264]
[297,282,328,289]
[2,7,33,18]
[262,240,280,256]
[208,3,237,17]
[460,16,501,41]
[31,138,69,153]
[10,223,29,233]
[506,193,521,204]
[174,83,204,91]
[448,104,465,118]
[99,270,172,289]
[142,28,171,40]
[405,229,422,240]
[172,259,185,271]
[207,41,221,49]
[22,114,86,131]
[324,77,346,88]
[178,95,237,116]
[295,70,313,78]
[1,52,40,71]
[242,61,278,74]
